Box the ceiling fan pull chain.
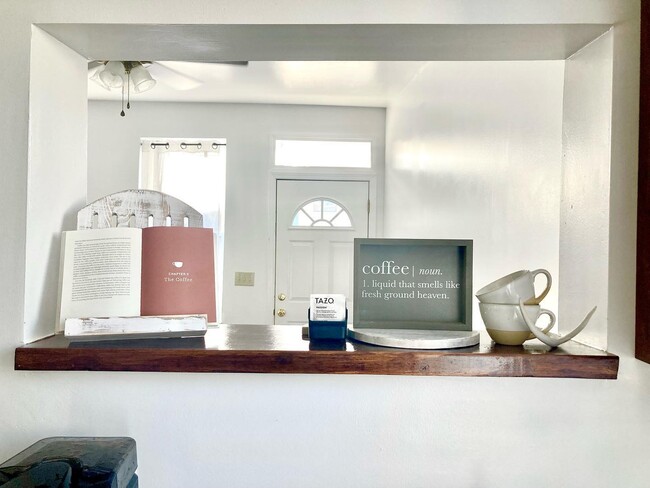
[120,83,125,117]
[127,71,131,110]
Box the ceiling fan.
[88,60,249,116]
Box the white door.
[275,180,370,325]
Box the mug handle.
[519,299,597,348]
[526,308,556,340]
[524,268,552,305]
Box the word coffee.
[361,260,443,277]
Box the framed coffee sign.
[353,238,473,330]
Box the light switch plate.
[235,271,255,286]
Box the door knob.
[277,308,286,317]
[278,293,287,301]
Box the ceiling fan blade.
[148,62,203,91]
[88,60,105,71]
[200,61,249,66]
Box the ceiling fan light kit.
[90,61,157,116]
[130,63,156,93]
[98,61,126,88]
[89,59,249,116]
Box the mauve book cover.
[140,227,216,322]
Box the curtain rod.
[147,142,226,150]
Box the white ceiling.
[88,61,428,106]
[40,23,611,107]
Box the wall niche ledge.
[15,325,618,379]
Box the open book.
[57,226,216,332]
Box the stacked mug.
[476,269,554,346]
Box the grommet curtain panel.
[139,138,226,322]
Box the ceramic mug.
[475,269,552,305]
[479,302,555,346]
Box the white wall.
[24,28,88,342]
[607,10,642,357]
[559,32,613,350]
[1,1,649,488]
[385,61,564,324]
[87,101,385,324]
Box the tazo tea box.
[309,294,346,322]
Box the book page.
[57,228,142,331]
[140,227,217,322]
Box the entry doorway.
[274,179,370,324]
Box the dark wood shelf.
[14,325,618,379]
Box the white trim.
[269,131,382,172]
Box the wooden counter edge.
[14,344,619,379]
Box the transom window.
[275,139,371,168]
[291,199,353,228]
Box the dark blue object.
[308,308,348,341]
[0,437,137,488]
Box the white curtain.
[139,138,227,322]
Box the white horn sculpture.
[518,299,597,348]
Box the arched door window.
[291,198,353,228]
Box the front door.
[274,179,370,324]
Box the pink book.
[140,227,216,322]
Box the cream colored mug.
[476,269,552,305]
[479,302,556,346]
